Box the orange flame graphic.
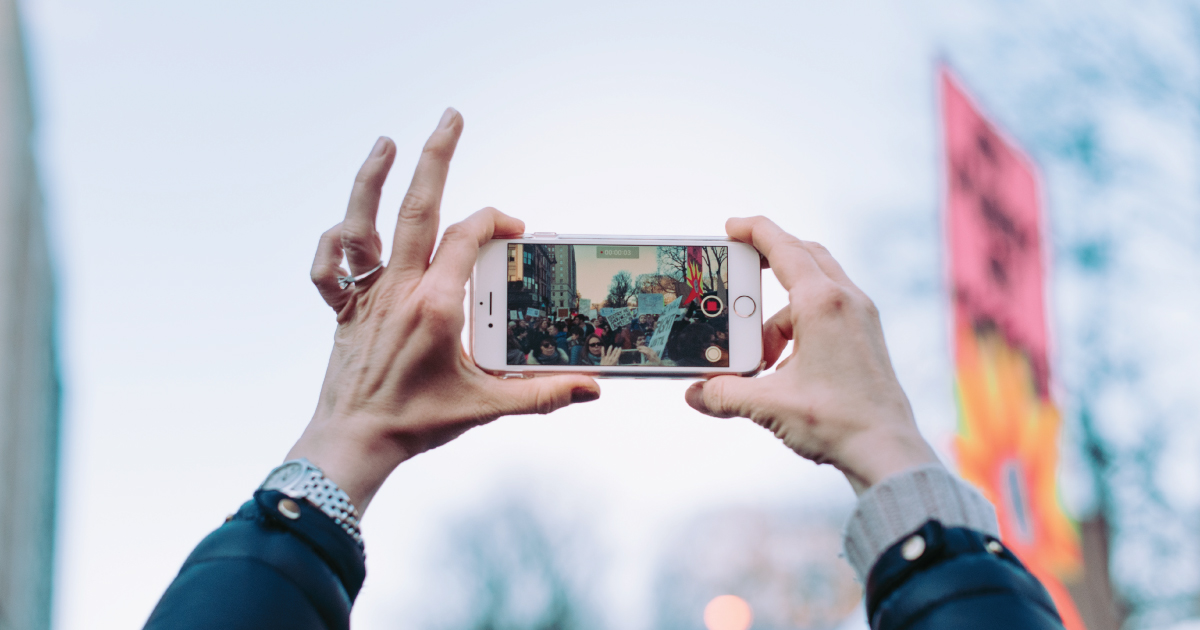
[954,321,1085,629]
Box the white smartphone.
[471,234,763,378]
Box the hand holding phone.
[288,113,602,515]
[685,217,940,494]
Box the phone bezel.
[470,235,763,378]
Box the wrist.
[287,411,411,514]
[834,426,940,496]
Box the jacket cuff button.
[278,498,302,520]
[986,539,1004,555]
[901,534,926,561]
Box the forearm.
[144,491,366,630]
[844,465,1064,630]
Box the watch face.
[263,462,303,489]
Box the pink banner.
[944,69,1050,396]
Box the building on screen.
[507,243,555,315]
[547,244,577,318]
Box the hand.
[685,216,939,494]
[289,109,601,514]
[636,345,662,365]
[599,346,621,366]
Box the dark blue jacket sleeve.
[866,520,1065,630]
[144,490,366,630]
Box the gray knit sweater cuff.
[842,463,999,582]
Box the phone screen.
[506,244,731,368]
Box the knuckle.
[399,189,434,219]
[412,291,442,318]
[440,222,472,244]
[533,386,559,415]
[412,288,460,324]
[340,224,372,246]
[703,379,732,416]
[340,233,376,260]
[814,282,852,315]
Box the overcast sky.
[18,1,1199,629]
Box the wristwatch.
[260,458,363,548]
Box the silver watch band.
[260,458,363,548]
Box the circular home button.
[733,296,756,318]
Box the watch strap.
[261,459,363,548]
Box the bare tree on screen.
[604,271,634,308]
[656,246,687,280]
[702,247,727,293]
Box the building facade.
[507,243,554,316]
[547,244,577,318]
[0,2,59,629]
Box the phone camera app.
[505,244,730,368]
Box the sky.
[575,245,661,305]
[570,244,729,307]
[16,1,1199,629]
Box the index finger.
[425,207,525,288]
[725,216,826,290]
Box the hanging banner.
[942,66,1084,630]
[682,246,705,306]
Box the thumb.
[490,375,601,416]
[685,376,761,419]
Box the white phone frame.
[470,234,763,378]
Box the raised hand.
[290,110,601,513]
[600,346,622,366]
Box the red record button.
[700,295,724,317]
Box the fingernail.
[571,387,600,404]
[437,107,458,130]
[685,382,708,413]
[370,136,388,157]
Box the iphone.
[471,234,763,378]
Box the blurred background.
[1,1,1198,629]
